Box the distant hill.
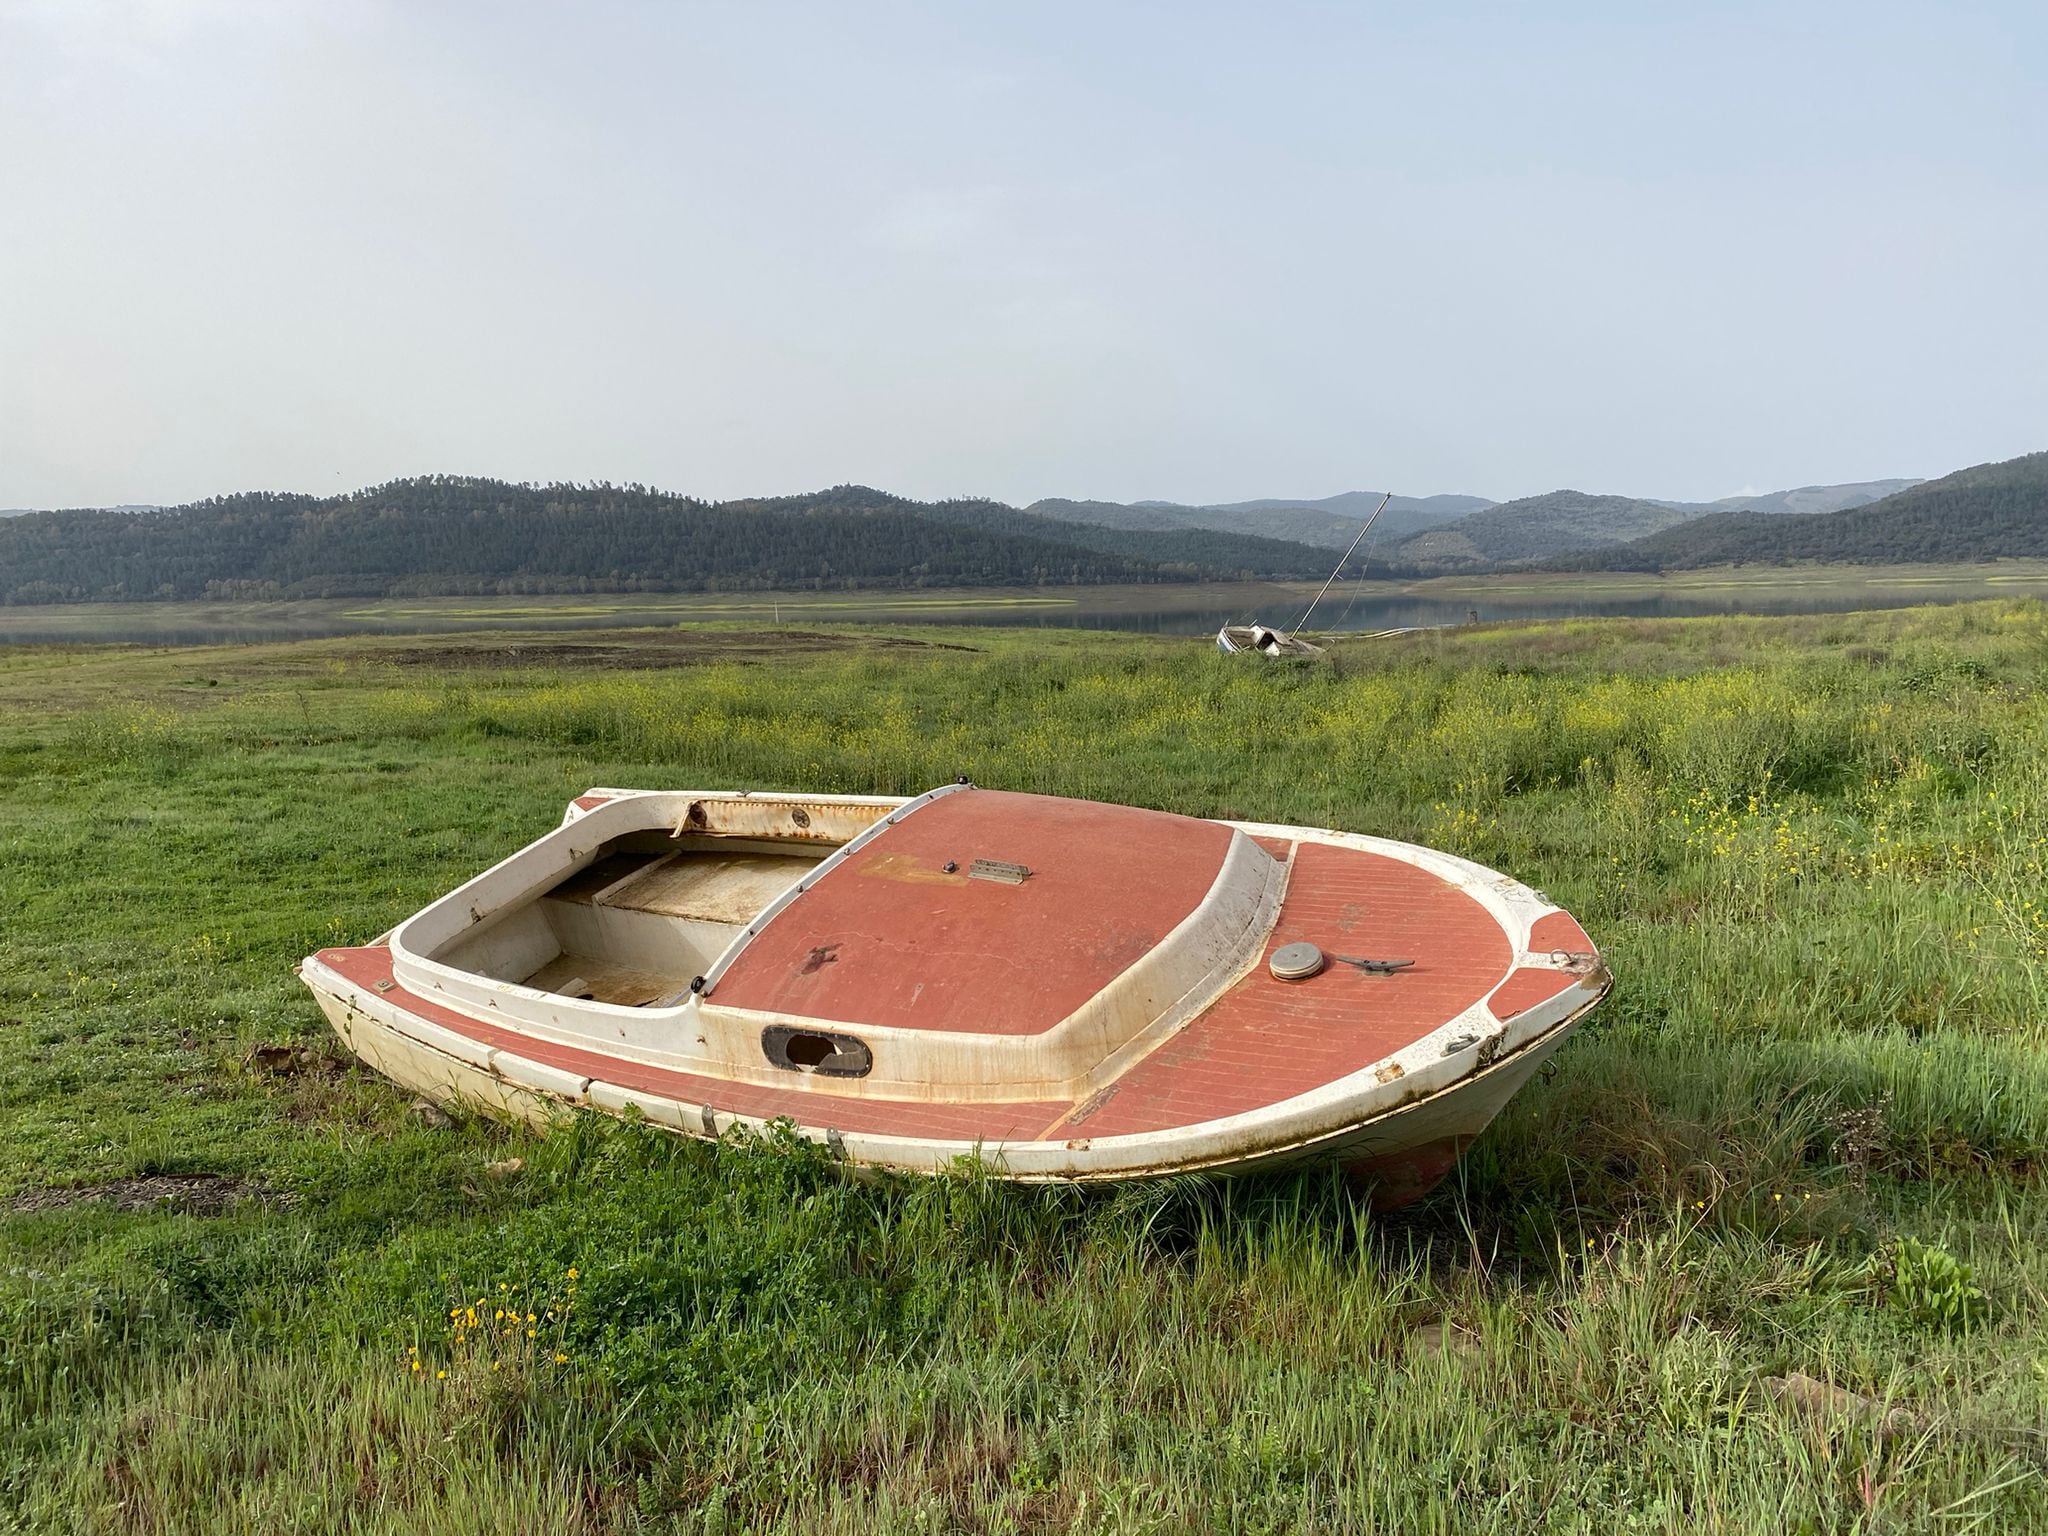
[1203,491,1495,520]
[1026,499,1221,535]
[1024,490,1479,551]
[1393,491,1699,566]
[1,502,156,517]
[0,477,1343,605]
[1648,479,1923,517]
[1392,478,1935,567]
[6,466,2008,597]
[1027,497,1401,550]
[1556,452,2048,571]
[905,499,1342,579]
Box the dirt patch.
[8,1173,274,1216]
[375,629,979,671]
[243,1042,345,1077]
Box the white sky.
[2,0,2043,508]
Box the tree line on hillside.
[13,453,2038,602]
[0,477,1339,605]
[907,497,1355,579]
[1548,453,2048,572]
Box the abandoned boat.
[300,784,1608,1204]
[1215,623,1328,659]
[1215,491,1391,664]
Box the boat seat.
[546,852,667,904]
[524,953,678,1007]
[603,853,806,924]
[544,850,809,926]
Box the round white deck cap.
[1269,941,1326,981]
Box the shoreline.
[3,561,2047,645]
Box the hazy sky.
[3,1,2043,509]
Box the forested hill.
[1657,479,1921,517]
[0,477,1343,604]
[1022,494,1474,551]
[1551,451,2048,572]
[910,499,1350,578]
[1392,491,1697,565]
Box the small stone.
[484,1157,526,1178]
[410,1098,454,1129]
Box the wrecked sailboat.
[1215,624,1328,659]
[300,783,1607,1205]
[1215,490,1392,661]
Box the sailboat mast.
[1293,491,1392,634]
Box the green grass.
[4,604,2047,1533]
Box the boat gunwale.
[303,945,1609,1180]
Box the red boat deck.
[1062,839,1513,1136]
[711,790,1234,1035]
[314,826,1586,1143]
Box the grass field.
[3,606,2047,1533]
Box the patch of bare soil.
[243,1042,345,1077]
[376,629,979,670]
[9,1173,276,1216]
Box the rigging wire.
[1330,513,1393,634]
[1293,492,1392,635]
